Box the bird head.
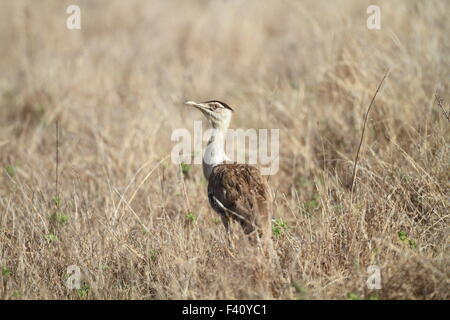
[185,100,233,130]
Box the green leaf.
[347,292,360,300]
[77,285,90,298]
[52,196,61,207]
[180,163,191,175]
[398,231,417,248]
[186,212,196,223]
[272,218,288,237]
[53,212,69,224]
[5,165,16,177]
[398,231,408,241]
[295,176,308,189]
[2,266,11,277]
[291,281,307,299]
[97,265,110,271]
[148,250,157,262]
[307,199,318,209]
[12,291,21,298]
[44,234,58,243]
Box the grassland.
[0,0,449,299]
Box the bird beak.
[184,101,209,112]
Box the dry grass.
[0,0,449,300]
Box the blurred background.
[0,0,448,299]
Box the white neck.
[203,127,230,180]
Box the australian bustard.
[185,100,273,249]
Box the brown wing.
[207,163,272,236]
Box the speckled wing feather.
[207,163,272,237]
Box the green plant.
[5,165,16,177]
[140,223,149,234]
[180,163,191,176]
[52,196,61,207]
[272,218,288,237]
[52,212,69,224]
[44,234,58,243]
[291,281,307,299]
[148,249,158,262]
[347,292,360,300]
[97,265,110,271]
[186,212,196,223]
[77,285,90,298]
[306,194,320,211]
[2,266,11,278]
[398,231,417,249]
[295,176,308,189]
[12,291,21,298]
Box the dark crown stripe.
[203,100,234,111]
